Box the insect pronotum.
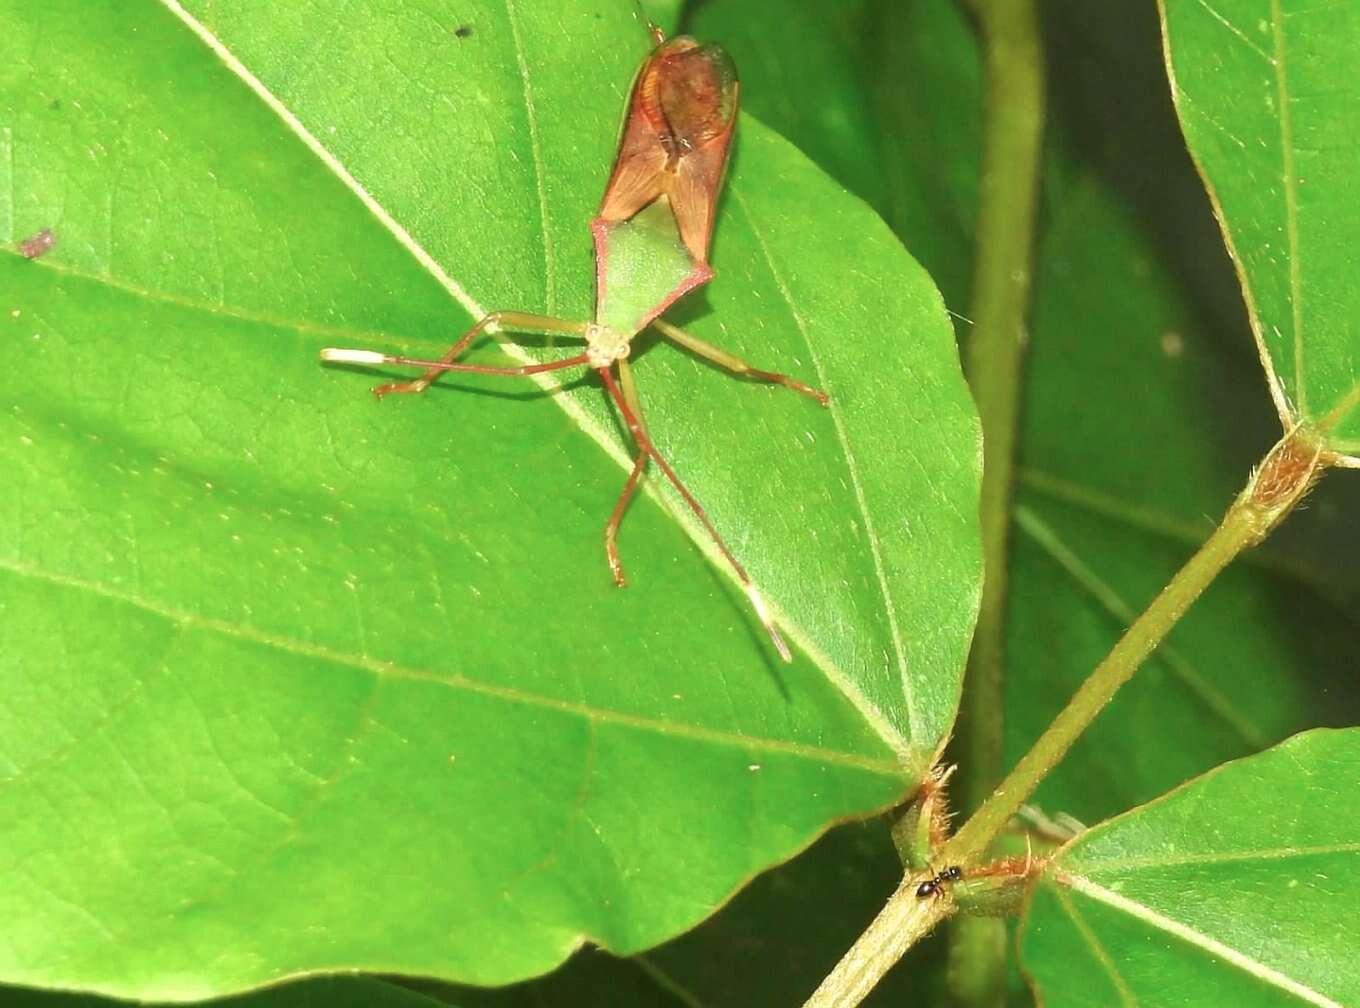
[322,26,827,662]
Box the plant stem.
[805,430,1325,1008]
[954,0,1044,826]
[802,875,952,1008]
[944,428,1327,864]
[950,0,1043,1002]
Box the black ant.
[915,865,963,899]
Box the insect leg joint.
[586,324,632,368]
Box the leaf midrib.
[730,187,923,744]
[1068,840,1360,875]
[1268,0,1307,419]
[1058,874,1343,1007]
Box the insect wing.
[599,36,739,264]
[655,40,737,262]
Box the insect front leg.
[370,312,592,397]
[652,318,829,406]
[604,357,649,587]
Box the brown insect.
[323,26,827,661]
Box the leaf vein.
[730,187,920,745]
[1270,0,1307,416]
[1072,840,1360,874]
[503,0,557,313]
[1061,874,1343,1007]
[1194,0,1276,63]
[0,556,902,776]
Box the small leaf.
[1161,0,1360,456]
[1021,728,1360,1007]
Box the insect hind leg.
[597,361,792,663]
[604,358,649,587]
[605,452,648,587]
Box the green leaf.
[1020,728,1360,1007]
[0,0,979,999]
[1160,0,1360,455]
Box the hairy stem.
[945,428,1326,864]
[954,0,1045,825]
[802,875,953,1008]
[950,0,1044,1001]
[806,430,1325,1008]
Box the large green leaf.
[1021,728,1360,1006]
[0,0,980,999]
[1161,0,1360,455]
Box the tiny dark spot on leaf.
[49,98,61,111]
[454,24,472,38]
[18,228,56,260]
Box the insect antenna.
[630,0,666,45]
[598,365,792,662]
[321,347,592,380]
